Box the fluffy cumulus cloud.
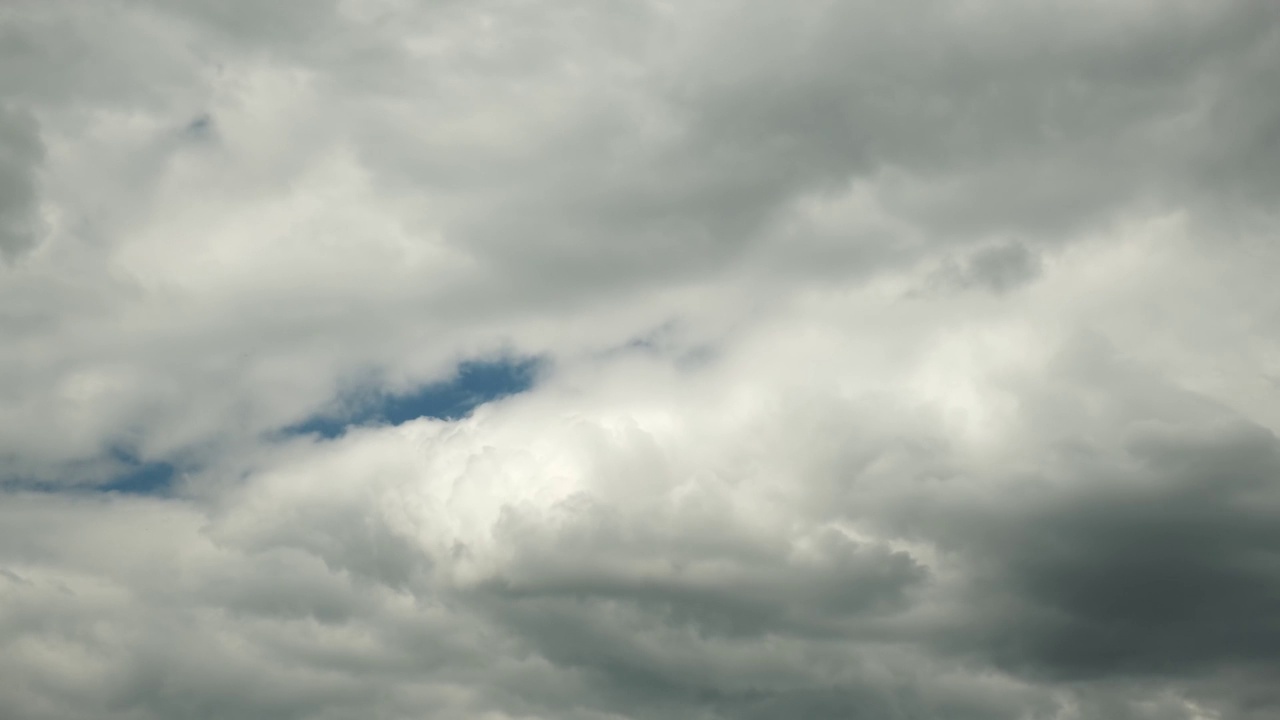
[3,0,1280,718]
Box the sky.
[2,1,1280,718]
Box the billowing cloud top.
[3,1,1280,718]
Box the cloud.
[3,0,1280,718]
[0,103,43,259]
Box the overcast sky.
[3,1,1280,718]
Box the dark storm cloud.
[931,419,1280,679]
[802,336,1280,719]
[908,468,1274,707]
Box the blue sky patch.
[100,447,178,495]
[1,449,182,496]
[285,356,544,440]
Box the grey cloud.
[0,494,501,720]
[933,419,1280,681]
[5,350,1280,719]
[359,0,1280,304]
[802,339,1280,717]
[479,505,925,639]
[662,0,1280,241]
[3,0,1278,479]
[963,242,1041,292]
[925,241,1043,294]
[0,103,43,259]
[0,3,204,111]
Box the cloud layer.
[3,1,1280,718]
